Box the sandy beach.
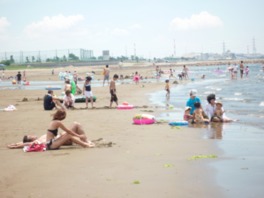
[0,64,253,198]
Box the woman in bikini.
[46,109,94,150]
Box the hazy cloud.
[129,24,141,30]
[170,11,223,31]
[24,14,84,37]
[0,17,10,32]
[111,28,129,36]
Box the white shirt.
[205,103,226,120]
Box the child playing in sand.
[63,90,75,109]
[165,79,170,99]
[183,106,193,121]
[193,102,209,124]
[109,74,119,108]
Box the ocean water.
[149,64,264,197]
[149,64,264,130]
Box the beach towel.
[23,143,46,152]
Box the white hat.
[189,89,197,96]
[185,106,191,111]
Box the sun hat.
[189,89,197,96]
[215,101,223,106]
[185,106,191,111]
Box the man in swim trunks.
[109,74,119,108]
[103,65,110,86]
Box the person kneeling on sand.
[63,90,75,109]
[7,121,93,149]
[43,90,64,110]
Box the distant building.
[102,50,110,61]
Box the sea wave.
[223,97,244,101]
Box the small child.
[245,66,249,77]
[83,76,94,108]
[193,102,209,124]
[165,79,170,99]
[133,71,140,84]
[63,90,75,109]
[213,101,224,122]
[110,74,119,108]
[183,106,193,121]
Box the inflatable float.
[75,95,96,103]
[57,95,96,103]
[117,102,134,110]
[23,81,30,85]
[45,86,61,90]
[133,114,155,125]
[169,121,188,126]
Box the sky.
[0,0,264,58]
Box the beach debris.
[3,105,17,111]
[169,105,174,110]
[141,110,154,113]
[22,97,28,102]
[155,119,167,124]
[164,164,173,168]
[132,180,140,184]
[171,126,181,130]
[188,154,217,160]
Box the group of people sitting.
[184,89,232,124]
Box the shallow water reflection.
[204,123,223,139]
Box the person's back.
[44,92,55,110]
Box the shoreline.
[1,64,263,197]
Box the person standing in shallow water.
[239,60,244,79]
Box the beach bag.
[23,143,46,152]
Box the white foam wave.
[223,98,244,101]
[259,102,264,107]
[234,92,242,96]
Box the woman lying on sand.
[7,120,94,149]
[8,110,95,150]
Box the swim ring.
[117,102,134,110]
[169,121,188,126]
[133,114,155,125]
[23,81,30,85]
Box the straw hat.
[215,101,223,106]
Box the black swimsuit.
[47,128,58,136]
[46,129,58,150]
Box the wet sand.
[1,65,226,197]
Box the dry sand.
[0,65,225,198]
